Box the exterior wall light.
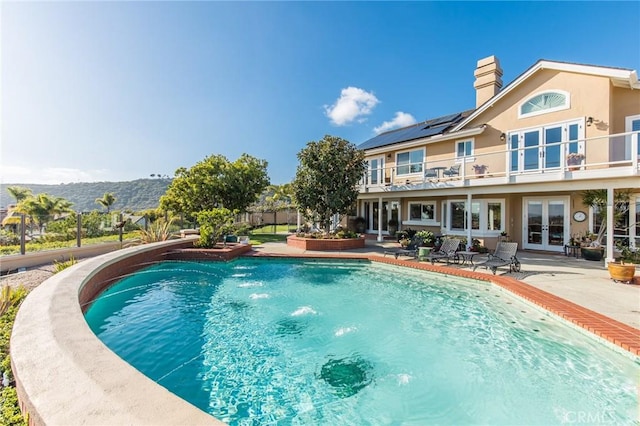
[586,117,593,126]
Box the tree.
[15,194,74,234]
[292,135,366,233]
[6,186,32,204]
[160,154,269,216]
[95,192,116,213]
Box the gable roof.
[358,110,473,150]
[451,59,639,132]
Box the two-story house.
[356,56,640,263]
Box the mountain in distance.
[0,179,172,212]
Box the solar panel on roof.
[357,123,452,150]
[425,113,461,127]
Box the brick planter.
[287,235,365,251]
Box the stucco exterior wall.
[611,86,640,133]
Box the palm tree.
[95,193,116,213]
[16,194,73,234]
[6,186,33,204]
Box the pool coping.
[10,242,639,425]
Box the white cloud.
[0,165,110,185]
[324,87,380,126]
[373,112,417,134]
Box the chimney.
[474,55,503,108]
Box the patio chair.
[426,238,461,265]
[473,242,521,275]
[424,168,438,179]
[442,164,461,178]
[384,235,424,259]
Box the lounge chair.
[442,164,461,177]
[473,242,521,274]
[384,235,424,259]
[426,238,461,264]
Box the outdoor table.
[564,244,581,258]
[432,166,447,178]
[456,250,478,266]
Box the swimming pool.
[85,258,639,424]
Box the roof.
[358,110,473,150]
[451,59,639,132]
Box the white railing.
[360,131,639,191]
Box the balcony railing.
[360,130,639,192]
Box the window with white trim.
[519,90,570,118]
[408,202,435,222]
[455,139,474,162]
[444,199,505,234]
[625,114,640,158]
[396,149,424,175]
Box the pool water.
[85,259,639,425]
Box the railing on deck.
[360,131,639,191]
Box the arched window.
[519,90,570,118]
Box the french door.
[523,197,569,252]
[363,200,399,233]
[366,157,386,185]
[509,120,584,172]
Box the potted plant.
[354,216,366,233]
[566,153,585,170]
[472,164,488,176]
[607,245,638,283]
[415,230,435,247]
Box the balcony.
[359,131,639,193]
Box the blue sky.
[1,1,638,185]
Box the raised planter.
[607,262,637,284]
[287,235,365,251]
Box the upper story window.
[519,90,570,118]
[396,149,424,175]
[456,139,474,162]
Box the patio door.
[523,197,569,252]
[363,200,399,234]
[509,120,583,172]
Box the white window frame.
[625,114,640,159]
[518,90,570,119]
[396,148,425,176]
[404,201,438,226]
[442,199,506,236]
[455,139,475,163]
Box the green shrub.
[53,255,77,273]
[0,387,26,425]
[0,287,28,426]
[0,231,19,247]
[196,208,236,248]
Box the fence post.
[77,212,82,248]
[119,213,123,244]
[20,214,26,255]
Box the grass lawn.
[248,233,288,245]
[250,224,295,234]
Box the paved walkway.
[252,239,640,331]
